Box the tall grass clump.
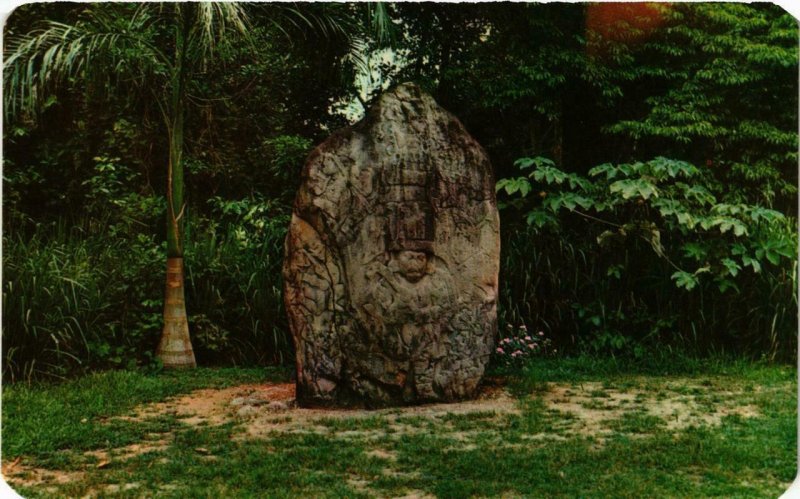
[3,196,294,382]
[2,221,163,382]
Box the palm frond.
[368,2,394,45]
[191,2,253,62]
[258,3,391,79]
[4,6,167,119]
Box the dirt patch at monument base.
[4,376,765,494]
[106,377,761,442]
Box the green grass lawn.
[2,358,795,498]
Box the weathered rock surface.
[283,83,500,408]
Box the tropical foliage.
[497,156,796,358]
[3,2,797,380]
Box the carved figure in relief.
[284,83,499,407]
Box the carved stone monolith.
[283,83,499,407]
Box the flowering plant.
[493,323,554,368]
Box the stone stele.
[283,83,500,407]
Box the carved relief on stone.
[283,83,500,407]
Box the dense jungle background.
[3,2,798,382]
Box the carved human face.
[394,250,429,282]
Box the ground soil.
[111,378,758,439]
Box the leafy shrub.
[185,196,292,366]
[497,157,797,359]
[251,135,314,203]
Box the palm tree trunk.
[157,7,195,368]
[156,257,195,367]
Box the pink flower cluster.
[494,323,554,366]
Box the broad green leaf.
[682,242,708,261]
[766,251,780,265]
[721,258,741,277]
[588,163,617,179]
[514,157,535,170]
[676,183,716,205]
[610,178,658,200]
[748,206,784,223]
[742,255,762,273]
[671,271,699,290]
[496,177,530,196]
[525,210,555,228]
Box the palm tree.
[5,3,251,368]
[5,2,391,368]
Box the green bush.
[497,157,797,360]
[185,196,292,366]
